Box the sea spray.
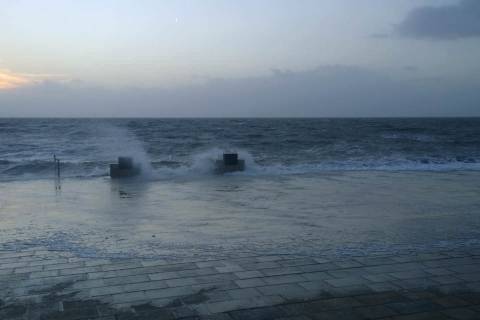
[94,124,156,179]
[187,148,259,175]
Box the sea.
[1,118,480,260]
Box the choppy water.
[1,118,480,260]
[1,118,480,181]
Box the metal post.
[54,154,61,191]
[53,154,60,178]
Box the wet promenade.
[1,247,480,319]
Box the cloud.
[0,69,66,90]
[396,0,480,40]
[0,65,479,117]
[0,70,32,90]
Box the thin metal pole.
[53,154,60,178]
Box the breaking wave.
[1,118,480,181]
[3,149,479,181]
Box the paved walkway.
[1,248,480,319]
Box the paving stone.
[465,281,480,292]
[84,259,112,267]
[241,262,282,271]
[392,278,438,290]
[104,274,150,286]
[388,311,452,319]
[143,286,196,300]
[298,281,332,295]
[151,262,200,273]
[201,313,235,320]
[435,283,471,295]
[204,290,233,303]
[203,296,284,315]
[456,292,480,304]
[44,262,86,271]
[166,277,199,287]
[301,272,333,281]
[432,296,469,308]
[0,262,29,270]
[192,281,239,291]
[215,265,244,273]
[101,261,143,271]
[149,271,180,281]
[325,276,370,288]
[235,270,263,279]
[29,269,59,279]
[448,264,480,274]
[60,266,102,276]
[354,257,397,266]
[226,288,262,300]
[333,260,364,269]
[298,263,337,273]
[171,306,198,318]
[279,258,318,267]
[354,305,398,319]
[313,258,330,264]
[255,255,285,262]
[471,305,480,312]
[328,285,373,298]
[274,316,312,320]
[309,297,363,312]
[229,305,286,320]
[196,261,227,268]
[456,273,480,282]
[90,285,126,296]
[112,290,147,304]
[179,267,218,277]
[362,273,396,283]
[0,268,13,276]
[354,291,409,305]
[261,267,301,277]
[309,309,362,320]
[431,275,464,285]
[441,307,480,320]
[367,282,402,293]
[327,268,367,279]
[400,290,439,301]
[13,265,43,274]
[235,278,267,288]
[123,280,168,292]
[264,274,307,285]
[258,284,309,298]
[364,263,422,274]
[386,300,442,315]
[423,268,454,276]
[388,270,430,280]
[72,279,106,289]
[194,273,238,284]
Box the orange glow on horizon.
[0,70,32,90]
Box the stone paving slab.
[0,248,480,319]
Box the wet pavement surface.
[1,248,480,319]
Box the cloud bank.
[0,70,32,90]
[396,0,480,40]
[1,66,479,117]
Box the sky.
[1,0,480,117]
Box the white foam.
[94,124,156,180]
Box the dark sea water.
[1,118,480,260]
[1,118,480,180]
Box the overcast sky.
[1,0,479,117]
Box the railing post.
[53,154,60,178]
